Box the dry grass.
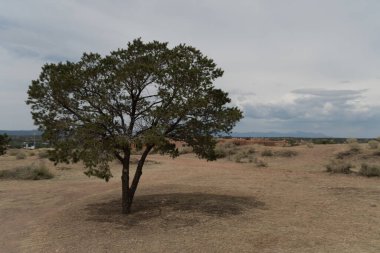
[16,152,27,160]
[274,150,298,157]
[0,144,379,253]
[261,149,273,157]
[0,163,53,180]
[326,159,353,174]
[368,140,379,149]
[359,163,380,177]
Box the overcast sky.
[1,0,380,137]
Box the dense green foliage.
[27,38,242,213]
[0,134,10,155]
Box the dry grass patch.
[253,158,268,167]
[368,140,379,149]
[38,150,51,159]
[359,163,380,177]
[16,152,27,160]
[7,149,19,156]
[0,163,54,180]
[274,150,298,157]
[326,160,353,174]
[261,149,273,157]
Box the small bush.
[214,147,227,158]
[326,160,353,174]
[234,151,254,163]
[29,151,36,156]
[359,164,380,177]
[246,147,256,154]
[274,150,298,157]
[215,142,239,160]
[16,152,27,160]
[336,149,358,159]
[287,139,299,147]
[222,142,237,149]
[261,149,273,157]
[0,163,54,180]
[348,142,361,152]
[368,140,379,149]
[254,158,267,167]
[372,151,380,156]
[306,142,314,148]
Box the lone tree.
[27,39,242,214]
[0,134,10,156]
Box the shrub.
[373,151,380,156]
[234,152,245,163]
[325,160,353,174]
[16,152,27,160]
[306,142,314,148]
[223,142,237,149]
[287,139,299,147]
[359,164,380,177]
[254,158,267,167]
[0,163,54,180]
[234,151,254,163]
[215,142,239,160]
[29,151,36,156]
[335,149,358,159]
[214,147,227,158]
[348,142,361,152]
[261,149,273,157]
[368,140,379,149]
[274,150,298,157]
[246,147,256,154]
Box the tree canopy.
[27,38,242,213]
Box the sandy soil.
[0,145,379,253]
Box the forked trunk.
[121,145,153,214]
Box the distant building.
[23,142,35,150]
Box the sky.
[1,0,380,137]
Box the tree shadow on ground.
[85,192,265,229]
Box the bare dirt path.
[1,146,380,252]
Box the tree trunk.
[121,152,132,214]
[121,174,133,214]
[121,145,154,214]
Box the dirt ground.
[0,144,379,253]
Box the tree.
[27,39,243,214]
[0,134,10,156]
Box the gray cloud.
[0,0,379,136]
[240,88,380,137]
